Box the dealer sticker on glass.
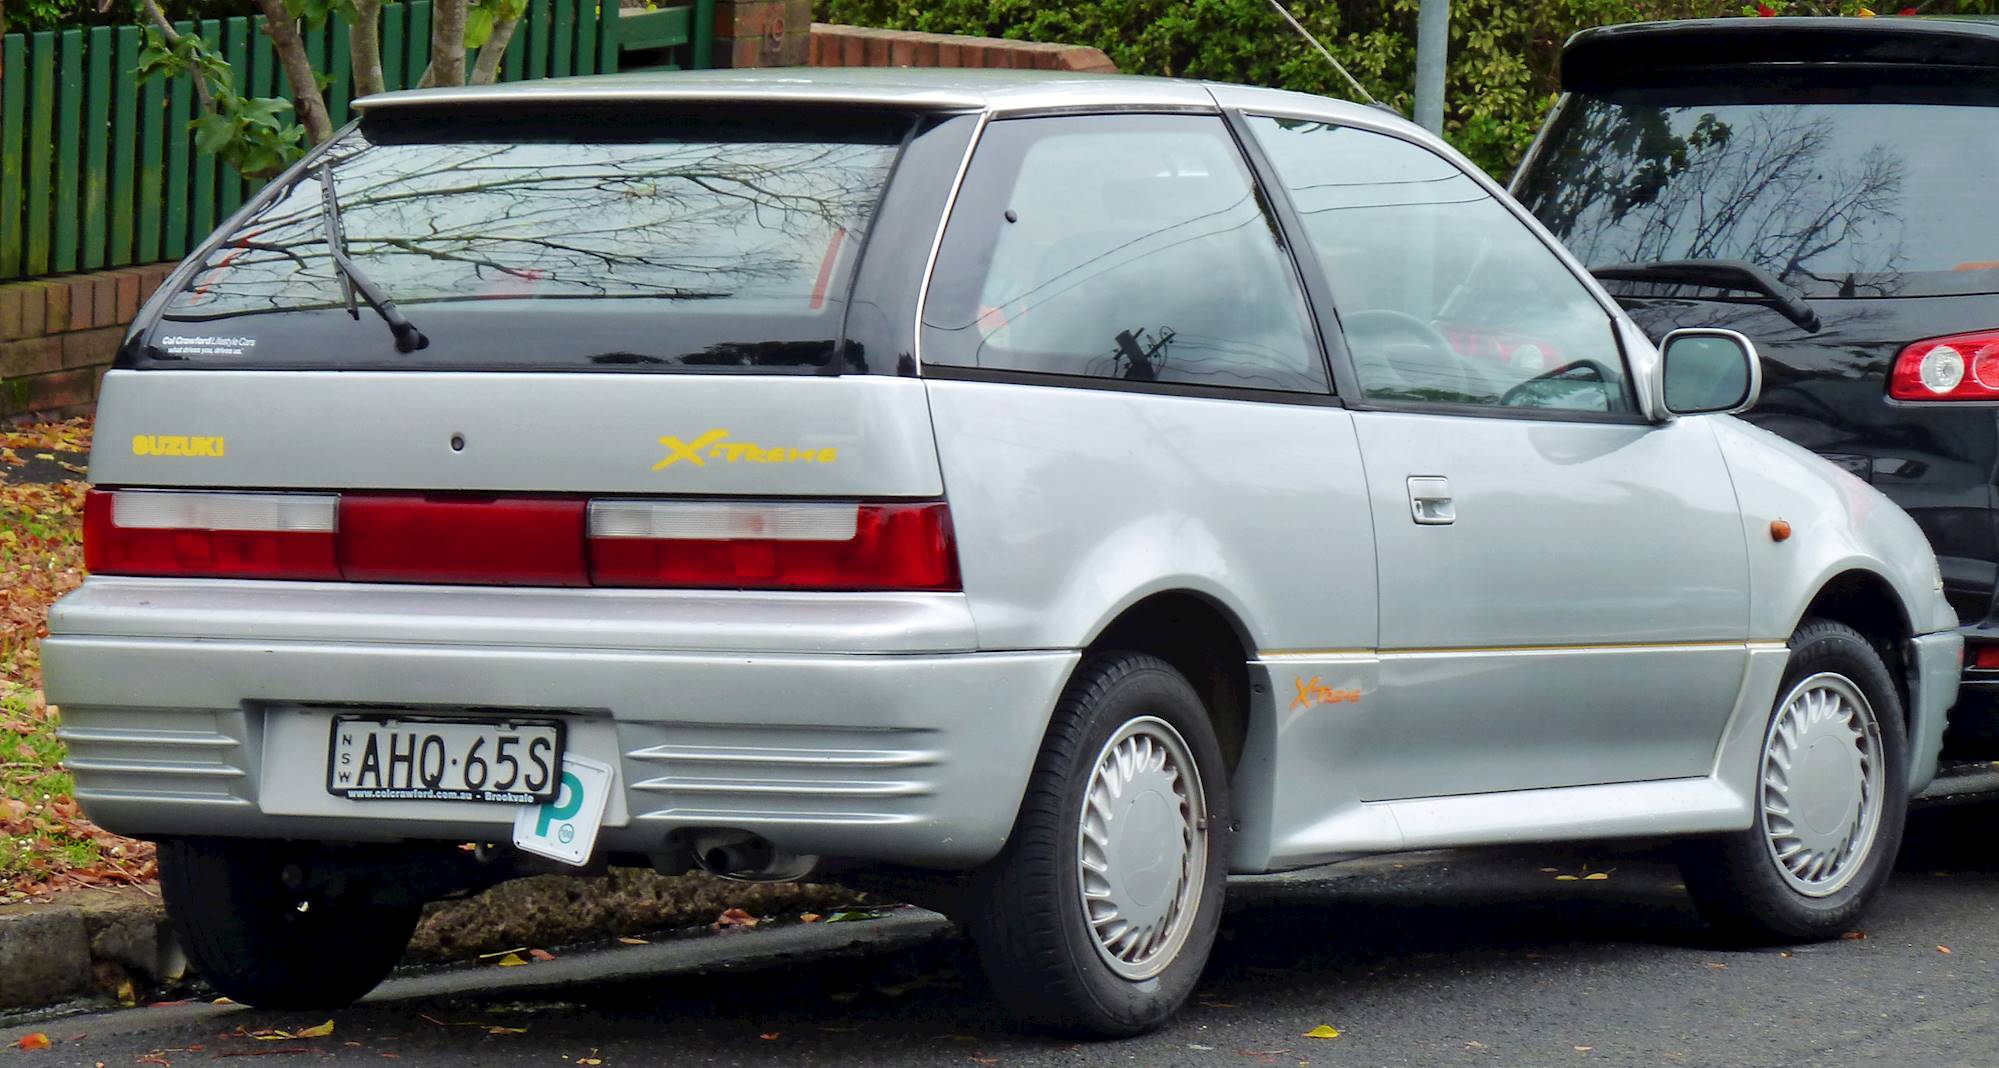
[511,755,614,867]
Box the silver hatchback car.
[44,69,1961,1035]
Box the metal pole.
[1415,0,1449,135]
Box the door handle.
[1407,476,1455,525]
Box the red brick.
[841,32,864,66]
[0,337,62,379]
[864,35,889,66]
[0,288,24,342]
[19,284,50,338]
[115,272,142,322]
[935,40,963,67]
[24,366,99,411]
[91,276,120,328]
[41,283,69,338]
[60,326,123,370]
[889,37,916,66]
[67,279,94,332]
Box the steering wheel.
[1340,308,1501,403]
[1499,358,1622,410]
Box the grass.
[0,418,154,900]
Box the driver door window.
[1245,116,1631,413]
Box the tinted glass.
[1516,94,1999,299]
[145,111,905,371]
[922,114,1326,393]
[1247,117,1629,412]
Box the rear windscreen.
[1516,91,1999,299]
[142,109,908,371]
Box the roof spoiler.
[1560,17,1999,93]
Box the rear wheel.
[1680,619,1908,942]
[160,838,421,1009]
[967,652,1230,1037]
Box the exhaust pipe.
[688,830,819,882]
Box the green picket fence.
[0,0,714,283]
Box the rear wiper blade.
[318,163,427,353]
[1589,258,1820,333]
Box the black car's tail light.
[1888,330,1999,400]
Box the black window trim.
[1232,107,1652,426]
[911,108,1341,404]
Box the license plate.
[326,715,565,803]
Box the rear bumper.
[42,577,1076,869]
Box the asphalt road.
[7,803,1998,1068]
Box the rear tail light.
[85,491,960,591]
[338,495,589,586]
[85,490,340,579]
[1888,330,1999,400]
[587,500,959,590]
[1972,643,1999,671]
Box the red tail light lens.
[338,495,588,586]
[84,490,340,580]
[1889,330,1999,400]
[86,491,960,591]
[587,500,960,590]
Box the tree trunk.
[430,0,468,87]
[469,17,522,85]
[348,0,387,99]
[255,0,334,143]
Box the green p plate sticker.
[512,755,614,866]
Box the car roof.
[1560,16,1999,92]
[351,65,1396,126]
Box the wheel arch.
[1795,567,1914,727]
[1081,589,1256,777]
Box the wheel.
[159,838,422,1009]
[1679,618,1908,942]
[967,651,1230,1037]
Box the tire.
[1680,618,1909,943]
[159,838,422,1009]
[967,651,1231,1037]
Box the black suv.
[1512,16,1999,757]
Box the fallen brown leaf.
[714,908,759,929]
[14,1032,51,1050]
[528,949,556,962]
[1841,931,1868,941]
[1938,945,1953,954]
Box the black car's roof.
[1560,16,1999,92]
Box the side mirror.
[1659,328,1761,416]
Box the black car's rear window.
[143,108,910,371]
[1516,89,1999,299]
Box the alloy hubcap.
[1760,672,1884,897]
[1076,716,1208,981]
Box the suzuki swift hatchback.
[42,69,1961,1036]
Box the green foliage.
[814,0,1999,176]
[136,22,307,179]
[6,0,257,33]
[466,0,529,48]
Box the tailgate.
[87,369,942,497]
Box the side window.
[1245,116,1632,413]
[922,114,1328,393]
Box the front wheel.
[1680,618,1908,942]
[967,651,1230,1037]
[160,838,422,1009]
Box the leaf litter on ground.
[0,420,153,900]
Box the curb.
[0,853,1463,1016]
[0,887,181,1012]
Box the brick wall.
[0,264,172,424]
[807,23,1118,73]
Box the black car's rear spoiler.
[1560,17,1999,93]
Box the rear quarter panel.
[924,380,1377,653]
